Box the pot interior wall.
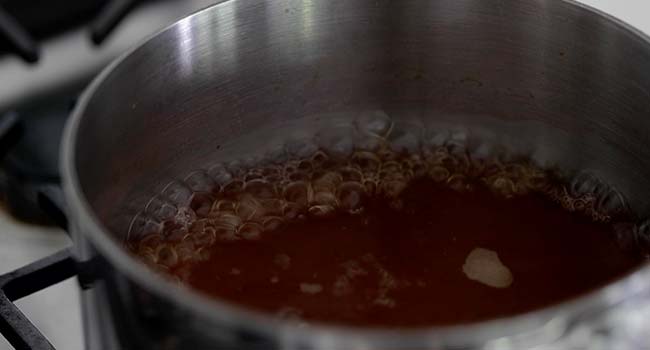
[72,0,650,240]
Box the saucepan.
[59,0,650,348]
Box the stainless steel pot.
[62,0,650,348]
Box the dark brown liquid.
[179,178,644,327]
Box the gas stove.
[0,1,649,349]
[0,1,217,349]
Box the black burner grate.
[0,250,77,350]
[0,0,152,63]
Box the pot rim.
[61,0,650,347]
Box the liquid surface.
[179,178,643,326]
[128,123,649,327]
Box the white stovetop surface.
[0,1,649,349]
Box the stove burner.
[0,249,76,350]
[90,0,143,45]
[0,100,70,223]
[0,0,153,63]
[0,7,38,63]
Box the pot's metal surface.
[62,0,650,348]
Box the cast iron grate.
[0,0,148,63]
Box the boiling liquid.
[129,142,648,327]
[177,179,644,326]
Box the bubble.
[226,160,246,178]
[596,188,628,217]
[316,126,355,158]
[471,142,498,164]
[212,213,241,241]
[238,222,263,240]
[338,182,366,212]
[282,160,300,176]
[354,133,383,151]
[406,153,425,165]
[570,172,602,197]
[140,249,158,266]
[222,179,245,197]
[240,155,262,169]
[355,110,393,138]
[263,216,284,231]
[382,160,403,173]
[440,154,466,174]
[490,176,516,198]
[380,179,408,198]
[161,221,187,242]
[128,213,162,239]
[189,192,215,218]
[572,198,587,211]
[156,245,179,268]
[447,141,469,166]
[377,147,398,161]
[236,194,264,221]
[138,232,163,250]
[297,159,313,172]
[184,170,216,193]
[188,218,208,233]
[376,170,404,184]
[448,128,469,146]
[522,168,548,191]
[211,199,236,214]
[192,227,217,247]
[560,194,576,212]
[175,237,196,260]
[207,163,233,185]
[312,191,338,206]
[425,148,451,170]
[214,225,238,242]
[339,166,363,182]
[144,196,177,222]
[175,207,196,227]
[447,174,470,192]
[265,143,290,164]
[313,171,343,193]
[423,127,450,148]
[388,127,421,153]
[288,171,310,182]
[213,212,242,230]
[635,220,650,249]
[429,166,450,182]
[261,165,282,178]
[195,247,210,261]
[283,202,303,220]
[244,179,276,199]
[135,244,154,257]
[352,151,381,173]
[363,180,377,196]
[308,204,336,218]
[259,199,285,216]
[160,181,193,207]
[286,137,319,158]
[244,170,264,182]
[310,150,329,167]
[283,181,313,207]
